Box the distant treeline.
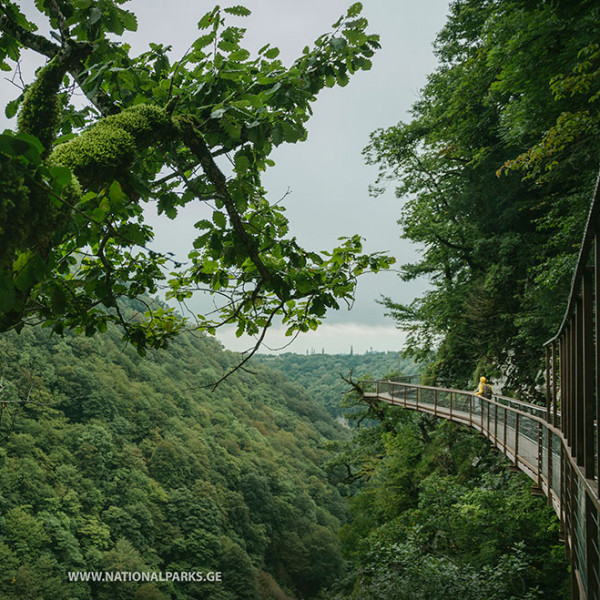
[255,351,416,418]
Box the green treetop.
[0,0,393,356]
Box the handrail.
[362,380,600,600]
[537,169,600,599]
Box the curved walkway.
[363,380,599,600]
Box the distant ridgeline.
[0,323,348,600]
[256,351,416,419]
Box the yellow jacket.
[475,382,493,396]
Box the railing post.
[567,324,572,450]
[449,392,453,419]
[404,385,407,407]
[595,236,600,483]
[469,394,472,426]
[480,397,483,430]
[537,421,543,490]
[376,380,380,397]
[503,407,507,455]
[547,429,553,509]
[563,331,569,440]
[559,442,566,542]
[546,345,551,423]
[552,342,558,428]
[434,389,438,416]
[514,412,520,467]
[494,402,498,445]
[575,297,584,466]
[585,495,599,600]
[582,267,595,479]
[567,463,577,598]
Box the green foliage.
[0,308,348,599]
[328,393,569,600]
[0,0,393,355]
[365,0,600,398]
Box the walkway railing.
[362,380,599,600]
[541,173,600,600]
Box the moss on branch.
[51,104,173,188]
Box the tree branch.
[0,11,117,116]
[0,13,59,58]
[175,116,273,286]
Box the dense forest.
[367,0,600,398]
[330,395,568,599]
[0,320,349,600]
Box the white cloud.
[216,322,407,355]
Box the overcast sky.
[2,0,450,354]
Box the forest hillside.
[0,321,348,600]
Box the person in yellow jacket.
[475,376,493,399]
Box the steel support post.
[548,428,553,509]
[582,268,595,479]
[503,407,507,455]
[514,413,520,467]
[552,342,558,428]
[575,299,585,466]
[546,345,552,422]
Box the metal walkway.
[362,380,599,600]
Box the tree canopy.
[0,306,349,599]
[365,0,600,398]
[0,0,393,356]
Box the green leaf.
[13,253,47,293]
[330,37,347,52]
[88,6,102,25]
[218,40,238,52]
[224,6,251,17]
[234,153,250,173]
[264,47,280,59]
[48,165,72,189]
[271,124,284,145]
[108,180,128,205]
[198,10,217,29]
[193,33,216,49]
[194,219,213,230]
[213,211,227,228]
[0,133,43,163]
[229,48,250,61]
[119,9,138,31]
[5,99,19,119]
[91,207,107,222]
[347,2,363,17]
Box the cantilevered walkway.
[363,175,600,600]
